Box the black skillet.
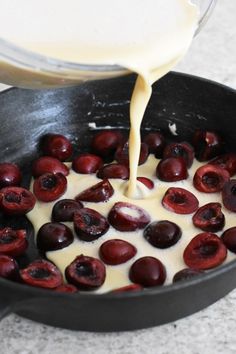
[0,72,235,331]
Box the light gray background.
[0,1,236,353]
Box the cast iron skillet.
[0,72,235,332]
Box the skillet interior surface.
[0,72,235,331]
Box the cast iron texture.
[0,72,235,331]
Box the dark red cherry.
[192,130,223,162]
[72,154,103,174]
[0,163,22,188]
[143,132,165,158]
[137,177,154,190]
[0,228,28,257]
[193,164,230,193]
[129,256,166,287]
[210,153,236,177]
[183,232,227,270]
[221,227,236,253]
[173,268,204,283]
[65,255,106,290]
[0,187,36,215]
[74,208,109,241]
[75,179,114,203]
[41,134,72,161]
[156,157,188,182]
[54,284,78,293]
[162,187,199,214]
[192,202,225,232]
[144,220,182,249]
[99,239,137,265]
[32,156,69,178]
[91,130,124,159]
[112,284,143,293]
[33,172,67,202]
[37,222,74,252]
[108,202,150,232]
[20,259,63,289]
[0,254,19,281]
[97,163,129,180]
[51,199,83,222]
[222,179,236,212]
[163,142,194,168]
[115,141,149,166]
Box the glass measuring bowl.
[0,0,217,89]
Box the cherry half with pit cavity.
[54,284,78,293]
[37,222,74,252]
[144,220,182,249]
[99,239,137,265]
[108,202,151,232]
[192,202,225,232]
[129,256,166,287]
[192,130,224,162]
[0,163,22,188]
[0,228,28,257]
[0,186,36,215]
[162,187,199,214]
[51,199,83,222]
[75,179,114,203]
[163,142,194,168]
[193,164,230,193]
[72,153,103,174]
[222,179,236,212]
[33,172,67,202]
[156,157,188,182]
[65,255,106,290]
[32,156,69,178]
[41,134,73,161]
[97,163,129,180]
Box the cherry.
[72,154,103,174]
[144,220,182,249]
[221,227,236,253]
[91,130,124,159]
[0,187,36,215]
[173,268,204,283]
[97,163,129,180]
[183,232,227,270]
[74,208,109,241]
[41,134,72,161]
[37,222,74,252]
[162,187,199,214]
[163,142,194,168]
[129,256,166,287]
[222,179,236,212]
[0,163,22,188]
[0,228,28,257]
[51,199,83,222]
[137,177,154,190]
[65,255,106,290]
[112,284,143,293]
[54,284,78,293]
[192,130,223,162]
[99,239,137,265]
[108,202,151,232]
[33,172,67,202]
[20,259,63,289]
[156,157,188,182]
[0,254,19,280]
[143,132,165,158]
[210,153,236,177]
[193,164,230,193]
[75,179,114,203]
[115,141,149,166]
[192,202,225,232]
[32,156,69,178]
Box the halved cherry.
[37,222,74,252]
[32,156,69,177]
[51,199,83,222]
[0,254,19,281]
[210,153,236,176]
[156,157,188,182]
[0,187,36,215]
[129,256,166,287]
[54,284,78,293]
[111,284,143,293]
[75,179,114,203]
[115,141,149,166]
[33,172,67,202]
[222,179,236,212]
[163,142,194,168]
[20,259,63,289]
[108,202,150,232]
[137,177,154,190]
[91,130,124,159]
[41,134,73,161]
[74,208,109,241]
[162,187,199,214]
[192,202,225,232]
[173,268,204,283]
[193,164,230,193]
[72,154,103,174]
[144,220,182,249]
[221,227,236,253]
[0,228,28,257]
[99,239,137,265]
[143,132,165,158]
[65,255,106,290]
[192,130,224,161]
[97,163,129,180]
[183,232,227,270]
[0,163,22,188]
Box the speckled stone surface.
[0,1,236,353]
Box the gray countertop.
[0,1,236,353]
